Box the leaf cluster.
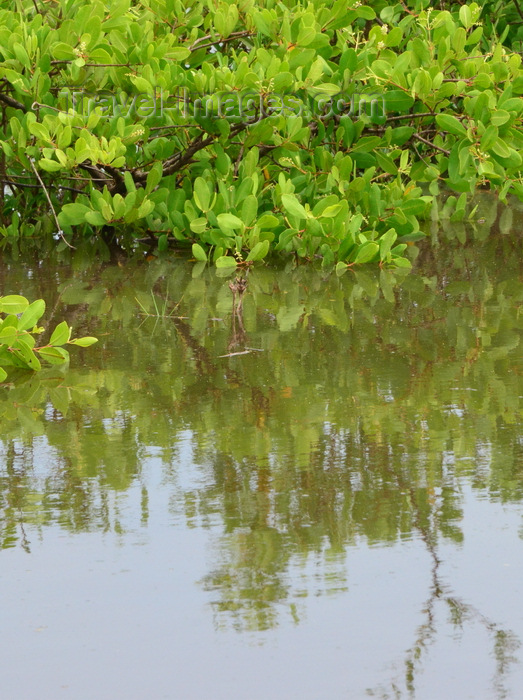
[0,294,97,381]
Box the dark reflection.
[0,194,522,692]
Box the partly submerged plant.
[0,295,97,382]
[0,0,522,268]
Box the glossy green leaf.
[0,296,29,314]
[18,300,45,331]
[49,321,71,346]
[192,243,208,262]
[281,194,308,220]
[436,114,468,137]
[68,337,98,347]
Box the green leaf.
[379,229,397,262]
[436,114,467,137]
[308,83,341,97]
[490,110,511,127]
[241,195,258,226]
[51,42,74,60]
[356,6,375,19]
[190,218,207,234]
[37,346,69,364]
[319,204,343,218]
[18,299,45,331]
[215,255,238,268]
[194,177,211,212]
[28,122,51,142]
[137,199,155,218]
[192,243,208,262]
[384,91,415,113]
[145,162,163,194]
[49,321,71,346]
[85,211,107,226]
[0,295,29,314]
[11,338,41,371]
[0,325,19,346]
[352,241,380,264]
[257,214,280,228]
[39,158,63,172]
[58,203,91,226]
[399,199,427,216]
[281,194,308,220]
[0,367,6,382]
[130,76,153,94]
[217,213,244,231]
[68,337,98,347]
[167,47,191,61]
[246,240,270,262]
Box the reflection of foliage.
[0,206,522,654]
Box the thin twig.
[386,112,436,122]
[189,30,253,52]
[29,160,75,249]
[49,61,139,67]
[413,133,450,156]
[0,178,84,194]
[512,0,523,22]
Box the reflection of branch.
[18,515,31,554]
[227,277,248,354]
[373,459,520,699]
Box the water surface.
[1,203,522,699]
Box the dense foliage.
[1,0,523,267]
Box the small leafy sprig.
[0,295,97,382]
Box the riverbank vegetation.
[0,294,97,381]
[0,0,522,268]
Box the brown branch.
[413,133,450,156]
[386,112,436,122]
[189,31,254,52]
[512,0,523,22]
[77,161,113,184]
[1,178,84,194]
[49,61,139,67]
[133,120,254,183]
[0,92,27,112]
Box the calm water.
[1,204,522,699]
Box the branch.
[1,178,84,194]
[49,61,139,67]
[189,30,254,52]
[386,112,436,122]
[512,0,523,22]
[29,160,75,249]
[78,161,114,185]
[413,133,450,156]
[133,120,254,183]
[0,92,27,112]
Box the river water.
[1,200,522,699]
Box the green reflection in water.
[0,200,522,694]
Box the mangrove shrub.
[0,0,523,267]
